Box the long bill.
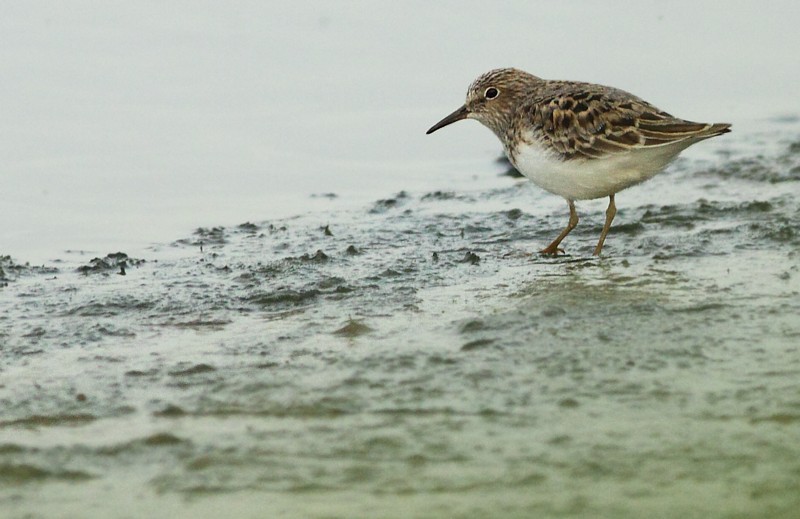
[426,105,469,134]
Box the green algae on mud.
[1,137,800,519]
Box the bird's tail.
[699,122,732,138]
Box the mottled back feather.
[518,82,731,161]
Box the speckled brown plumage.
[516,81,729,162]
[427,67,731,255]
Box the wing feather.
[525,88,730,160]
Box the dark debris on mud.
[0,255,59,285]
[77,252,145,276]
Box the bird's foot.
[539,245,565,256]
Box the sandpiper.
[426,68,730,255]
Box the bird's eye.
[484,87,499,100]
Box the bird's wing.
[526,88,730,160]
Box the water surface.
[3,128,800,517]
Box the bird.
[426,68,731,256]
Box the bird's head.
[426,68,540,138]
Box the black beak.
[426,105,470,134]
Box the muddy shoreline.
[2,135,799,518]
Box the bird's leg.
[540,200,578,255]
[593,194,616,256]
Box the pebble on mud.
[307,250,329,262]
[460,338,496,351]
[169,364,217,376]
[504,208,523,220]
[153,405,187,417]
[459,251,481,265]
[333,319,373,337]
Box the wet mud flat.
[1,134,800,518]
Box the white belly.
[511,142,690,200]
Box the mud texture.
[1,136,800,519]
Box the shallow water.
[2,125,800,518]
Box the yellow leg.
[540,200,578,255]
[593,194,616,256]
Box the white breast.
[511,140,692,201]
